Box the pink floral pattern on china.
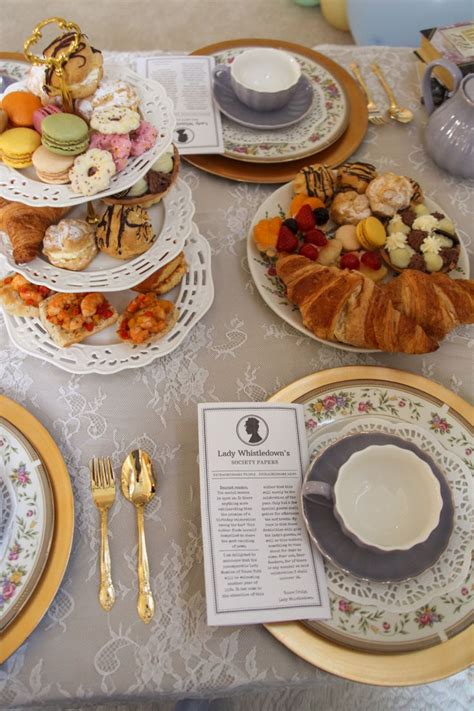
[213,48,348,162]
[0,422,53,630]
[302,383,473,651]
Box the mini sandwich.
[132,252,187,294]
[117,292,178,345]
[0,273,52,317]
[39,292,118,347]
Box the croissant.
[276,254,438,354]
[382,269,474,341]
[0,200,69,263]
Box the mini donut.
[90,106,140,135]
[366,173,414,218]
[69,148,116,196]
[129,121,158,157]
[330,190,371,226]
[90,132,131,171]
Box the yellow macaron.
[356,216,386,251]
[0,127,42,168]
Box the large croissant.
[276,254,438,354]
[382,269,474,341]
[0,200,68,263]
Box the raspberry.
[282,217,298,234]
[361,251,382,270]
[295,204,316,232]
[304,229,328,247]
[277,225,299,252]
[313,207,329,226]
[299,243,319,261]
[340,253,360,270]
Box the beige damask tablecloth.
[0,46,472,710]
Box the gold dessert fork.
[370,63,414,124]
[90,457,116,611]
[349,62,387,126]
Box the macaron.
[0,127,42,168]
[2,91,42,127]
[0,108,8,134]
[41,113,89,156]
[356,216,386,251]
[32,105,62,134]
[32,145,75,184]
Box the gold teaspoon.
[121,449,156,623]
[370,63,414,124]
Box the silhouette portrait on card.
[244,417,263,444]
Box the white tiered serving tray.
[0,223,214,374]
[0,177,194,292]
[0,63,175,207]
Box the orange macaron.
[2,91,42,128]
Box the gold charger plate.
[187,39,368,183]
[0,394,74,664]
[266,366,473,686]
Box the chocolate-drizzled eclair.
[336,161,378,194]
[293,164,336,206]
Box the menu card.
[135,55,224,154]
[198,403,330,626]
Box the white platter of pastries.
[0,40,175,206]
[0,169,192,292]
[0,223,214,374]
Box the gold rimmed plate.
[266,366,473,685]
[187,39,368,182]
[0,394,74,664]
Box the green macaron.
[41,113,89,156]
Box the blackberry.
[282,218,298,234]
[313,207,329,226]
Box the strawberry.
[295,204,316,232]
[299,243,319,261]
[277,225,299,252]
[361,251,382,270]
[340,253,360,270]
[304,229,328,247]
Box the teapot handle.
[422,59,463,115]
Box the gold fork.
[349,62,387,126]
[90,457,116,611]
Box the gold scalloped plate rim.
[0,394,74,664]
[265,365,474,686]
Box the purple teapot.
[422,59,474,180]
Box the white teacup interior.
[335,445,443,550]
[231,49,301,92]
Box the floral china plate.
[213,47,348,163]
[0,417,54,631]
[247,182,470,354]
[0,223,214,375]
[213,72,314,130]
[0,177,194,293]
[270,368,473,653]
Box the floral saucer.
[0,417,54,631]
[213,71,314,130]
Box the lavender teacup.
[213,48,301,112]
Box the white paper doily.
[0,223,214,374]
[0,177,194,292]
[0,63,175,207]
[310,417,472,613]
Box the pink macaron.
[89,131,132,172]
[32,105,62,134]
[129,121,157,157]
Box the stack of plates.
[187,39,368,183]
[267,366,473,685]
[0,395,73,663]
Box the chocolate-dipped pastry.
[43,32,103,100]
[336,161,378,194]
[293,164,335,205]
[96,205,155,259]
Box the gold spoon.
[370,63,414,124]
[121,450,156,623]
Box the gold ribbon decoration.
[23,17,82,112]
